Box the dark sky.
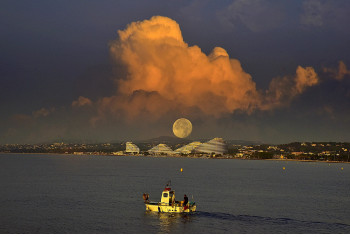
[1,0,350,144]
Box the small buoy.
[180,168,183,172]
[283,167,286,170]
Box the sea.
[0,153,349,234]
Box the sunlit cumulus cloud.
[323,61,350,81]
[262,66,319,110]
[88,16,319,123]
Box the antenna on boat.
[165,180,171,189]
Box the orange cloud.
[72,96,93,107]
[32,107,55,118]
[323,61,350,80]
[262,66,319,110]
[90,16,319,123]
[295,66,319,93]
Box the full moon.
[173,118,192,138]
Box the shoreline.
[1,152,349,163]
[268,158,350,164]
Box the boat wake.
[195,211,350,233]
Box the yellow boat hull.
[145,202,196,213]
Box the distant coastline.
[1,139,350,163]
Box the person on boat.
[183,194,188,206]
[143,193,149,203]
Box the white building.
[148,144,174,155]
[125,142,140,154]
[195,138,228,155]
[175,141,202,154]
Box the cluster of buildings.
[0,142,124,155]
[1,140,349,161]
[123,138,228,157]
[232,142,350,161]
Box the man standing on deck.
[183,194,188,206]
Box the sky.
[1,0,350,144]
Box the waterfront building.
[125,142,140,154]
[195,137,228,155]
[175,141,202,154]
[148,144,174,155]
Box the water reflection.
[144,211,195,233]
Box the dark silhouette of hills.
[42,136,262,147]
[225,140,263,146]
[136,136,191,144]
[136,136,262,147]
[134,136,191,150]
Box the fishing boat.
[143,181,196,213]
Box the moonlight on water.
[173,118,192,138]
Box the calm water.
[0,153,349,234]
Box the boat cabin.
[161,187,175,204]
